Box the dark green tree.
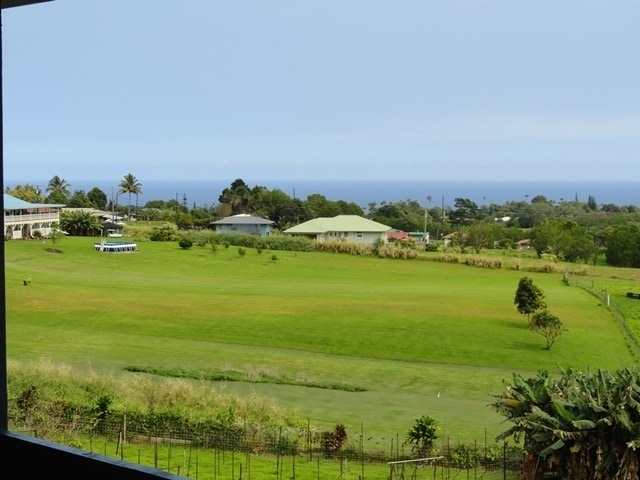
[529,219,562,258]
[336,200,364,215]
[530,194,549,204]
[516,201,555,228]
[274,198,306,230]
[555,200,590,219]
[304,193,342,218]
[370,201,423,232]
[144,200,167,209]
[530,219,596,263]
[462,220,498,254]
[605,224,640,267]
[449,198,480,226]
[250,187,291,220]
[87,187,108,210]
[514,276,546,321]
[601,203,622,213]
[529,310,566,349]
[219,178,252,215]
[560,221,597,263]
[66,190,94,208]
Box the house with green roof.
[283,215,391,245]
[3,193,64,240]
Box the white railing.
[4,213,60,224]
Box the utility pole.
[441,195,445,238]
[423,208,427,241]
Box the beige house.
[284,215,391,245]
[3,194,64,239]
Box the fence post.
[503,439,507,480]
[307,418,312,461]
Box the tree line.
[6,176,640,267]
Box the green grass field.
[6,236,640,445]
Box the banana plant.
[492,366,640,479]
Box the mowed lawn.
[5,236,637,445]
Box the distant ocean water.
[6,179,639,210]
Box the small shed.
[102,221,124,238]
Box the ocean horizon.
[5,179,639,210]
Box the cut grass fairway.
[6,237,639,445]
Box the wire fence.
[12,413,525,479]
[564,274,640,359]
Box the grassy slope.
[5,237,638,444]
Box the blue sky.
[3,1,640,183]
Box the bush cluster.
[313,240,373,256]
[376,244,418,259]
[149,224,179,242]
[464,256,503,269]
[434,253,461,264]
[207,233,313,252]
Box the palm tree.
[118,174,142,219]
[46,175,71,203]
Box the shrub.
[406,415,438,456]
[375,244,418,259]
[195,237,209,247]
[465,256,503,269]
[207,233,312,253]
[424,242,439,252]
[372,238,385,250]
[322,424,347,458]
[149,224,178,242]
[314,240,373,256]
[450,443,480,469]
[435,253,460,264]
[178,237,194,250]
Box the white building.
[3,194,64,239]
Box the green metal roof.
[4,193,64,209]
[284,215,391,234]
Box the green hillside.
[5,236,638,444]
